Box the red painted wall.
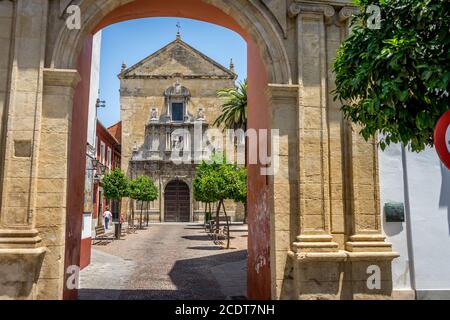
[93,121,121,223]
[247,41,271,300]
[93,0,248,38]
[63,35,93,300]
[96,121,120,169]
[80,238,92,269]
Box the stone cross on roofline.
[176,22,181,40]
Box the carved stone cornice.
[266,84,299,104]
[0,229,42,249]
[43,68,81,88]
[288,2,336,24]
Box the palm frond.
[214,79,248,131]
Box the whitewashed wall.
[379,143,450,299]
[87,31,102,147]
[82,31,102,240]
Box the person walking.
[103,207,112,230]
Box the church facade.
[119,35,244,223]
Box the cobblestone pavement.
[79,223,248,300]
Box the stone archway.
[47,0,291,301]
[0,0,398,301]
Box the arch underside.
[51,0,292,84]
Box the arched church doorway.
[164,180,190,223]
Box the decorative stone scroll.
[289,2,336,24]
[338,6,360,23]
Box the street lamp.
[98,163,108,175]
[96,98,106,109]
[88,159,107,183]
[91,158,99,169]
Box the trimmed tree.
[102,169,129,201]
[101,169,129,236]
[128,175,158,229]
[193,161,215,225]
[141,176,158,227]
[193,154,247,249]
[333,0,450,152]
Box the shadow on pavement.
[79,250,247,300]
[187,246,224,250]
[181,235,211,241]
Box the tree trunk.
[208,202,212,223]
[131,199,135,227]
[243,204,248,225]
[215,201,221,233]
[146,201,149,227]
[139,200,143,229]
[221,201,231,249]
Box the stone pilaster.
[325,6,350,249]
[266,84,300,299]
[34,69,80,299]
[345,126,391,252]
[338,7,398,299]
[0,0,49,299]
[286,2,346,300]
[289,2,339,253]
[344,125,398,299]
[335,7,396,254]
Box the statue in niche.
[150,108,158,121]
[172,135,184,151]
[197,108,205,121]
[174,79,182,94]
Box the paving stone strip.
[79,223,248,300]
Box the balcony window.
[171,103,184,122]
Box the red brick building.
[92,121,122,226]
[80,120,121,269]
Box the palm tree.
[214,79,248,223]
[213,79,247,131]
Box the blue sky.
[97,17,247,127]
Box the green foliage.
[193,154,247,204]
[101,169,129,200]
[214,79,248,130]
[333,0,449,152]
[128,175,158,202]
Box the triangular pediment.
[119,38,237,80]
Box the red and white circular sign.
[434,110,450,169]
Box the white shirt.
[103,210,112,219]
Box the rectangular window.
[100,142,105,164]
[171,103,184,122]
[107,147,112,168]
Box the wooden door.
[164,180,190,222]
